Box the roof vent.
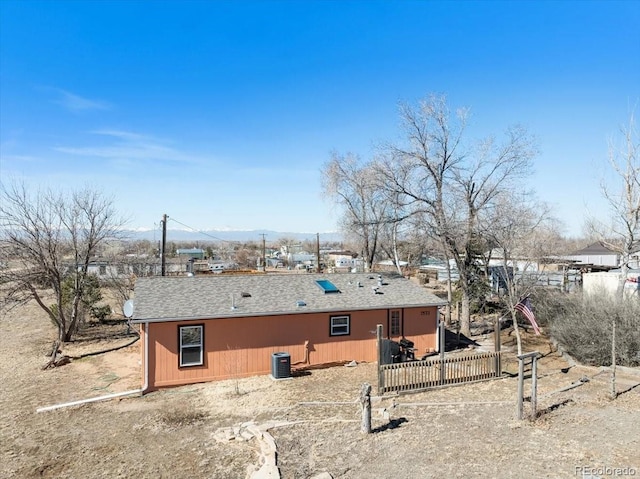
[296,300,307,307]
[231,293,237,310]
[241,292,251,298]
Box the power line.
[166,217,238,244]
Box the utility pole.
[260,233,267,271]
[161,214,167,276]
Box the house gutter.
[130,302,449,325]
[37,323,150,413]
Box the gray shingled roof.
[132,272,447,323]
[570,242,617,256]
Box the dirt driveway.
[1,302,639,479]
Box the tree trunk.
[43,327,66,370]
[511,310,523,356]
[460,289,471,337]
[445,257,453,326]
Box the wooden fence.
[378,351,502,395]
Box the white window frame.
[179,325,204,367]
[390,310,401,336]
[330,315,350,336]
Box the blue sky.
[1,1,639,237]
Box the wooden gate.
[378,351,502,394]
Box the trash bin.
[271,352,291,379]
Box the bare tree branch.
[0,182,127,367]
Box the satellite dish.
[123,299,134,318]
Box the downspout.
[139,321,149,393]
[37,323,149,413]
[436,306,441,353]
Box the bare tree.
[375,185,413,275]
[322,152,389,271]
[378,95,537,336]
[449,125,537,335]
[377,95,468,325]
[0,183,126,367]
[591,111,640,298]
[587,110,639,398]
[481,192,554,354]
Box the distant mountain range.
[123,228,343,243]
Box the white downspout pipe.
[142,321,149,393]
[36,389,143,412]
[37,323,150,413]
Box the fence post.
[494,317,502,377]
[439,318,446,385]
[376,324,383,395]
[516,351,539,420]
[531,355,538,420]
[517,356,525,420]
[360,382,372,433]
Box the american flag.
[514,297,541,335]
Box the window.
[390,310,401,336]
[179,325,203,367]
[330,315,350,336]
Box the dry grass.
[1,300,639,479]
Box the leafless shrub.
[540,290,640,367]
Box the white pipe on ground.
[36,389,143,413]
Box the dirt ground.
[1,301,639,479]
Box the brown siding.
[143,306,438,390]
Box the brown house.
[132,273,447,391]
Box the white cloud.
[51,88,111,112]
[54,129,208,164]
[90,129,149,141]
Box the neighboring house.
[82,259,164,279]
[132,273,446,391]
[565,242,620,270]
[376,260,409,272]
[327,251,357,264]
[483,248,540,272]
[286,252,316,266]
[419,259,460,282]
[176,248,205,260]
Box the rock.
[310,473,333,479]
